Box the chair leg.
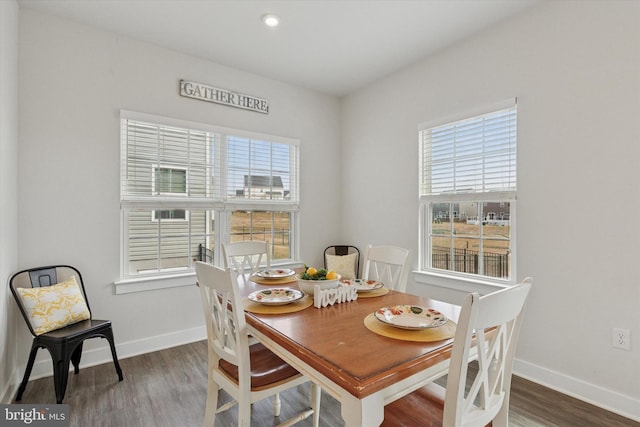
[15,343,39,401]
[104,328,124,381]
[70,342,83,374]
[311,383,321,427]
[492,396,510,427]
[52,356,71,404]
[272,392,281,417]
[202,374,219,427]
[238,395,252,427]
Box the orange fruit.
[307,267,318,276]
[326,271,338,280]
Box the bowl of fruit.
[296,267,341,296]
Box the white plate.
[247,288,304,305]
[374,305,447,330]
[340,278,383,292]
[255,268,296,279]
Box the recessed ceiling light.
[262,14,280,28]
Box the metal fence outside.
[230,227,290,245]
[230,227,291,259]
[432,246,509,279]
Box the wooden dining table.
[239,273,462,427]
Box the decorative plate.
[340,278,384,292]
[255,268,296,279]
[247,288,304,306]
[374,305,447,330]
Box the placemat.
[356,287,390,298]
[364,313,456,342]
[243,295,313,314]
[250,274,298,285]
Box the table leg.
[341,392,384,427]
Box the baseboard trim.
[25,325,206,381]
[12,326,639,423]
[514,358,640,422]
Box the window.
[419,101,516,281]
[152,166,187,221]
[120,111,299,279]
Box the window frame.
[151,164,189,222]
[117,111,301,292]
[151,209,188,222]
[417,100,517,286]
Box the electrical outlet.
[612,328,631,351]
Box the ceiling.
[17,0,540,96]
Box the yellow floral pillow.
[16,276,90,335]
[325,253,358,280]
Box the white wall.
[341,0,640,420]
[17,9,341,379]
[0,0,20,404]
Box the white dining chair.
[195,262,321,427]
[222,241,271,277]
[382,277,533,427]
[361,245,411,292]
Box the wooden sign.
[179,79,269,114]
[314,286,358,308]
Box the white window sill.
[114,271,197,294]
[413,269,511,296]
[114,261,305,294]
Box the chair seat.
[219,342,301,391]
[382,383,445,427]
[383,380,494,427]
[37,319,112,341]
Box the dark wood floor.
[13,340,639,426]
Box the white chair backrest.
[222,241,271,276]
[361,245,411,292]
[443,278,532,427]
[195,262,250,385]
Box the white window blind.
[420,105,517,198]
[226,135,296,204]
[120,112,299,209]
[121,120,211,207]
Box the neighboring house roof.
[244,175,283,188]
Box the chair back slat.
[195,263,250,380]
[29,267,57,287]
[361,245,411,292]
[223,241,271,278]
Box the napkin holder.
[313,285,358,308]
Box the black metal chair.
[324,245,360,279]
[10,265,123,403]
